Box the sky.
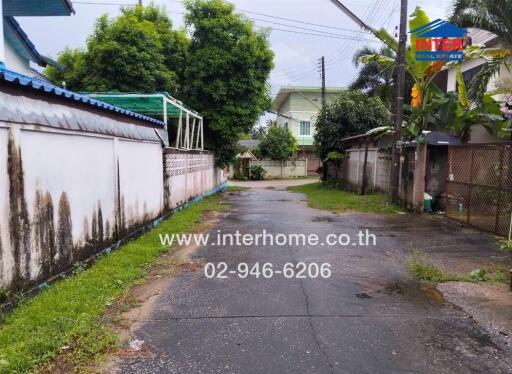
[18,0,450,119]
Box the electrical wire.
[167,0,366,34]
[254,25,378,42]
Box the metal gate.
[446,144,512,236]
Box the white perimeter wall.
[164,149,226,209]
[0,122,164,288]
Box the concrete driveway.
[117,187,512,373]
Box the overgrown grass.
[288,182,400,214]
[0,194,228,374]
[407,252,509,284]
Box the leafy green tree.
[45,48,87,90]
[259,126,298,160]
[183,0,274,166]
[45,4,188,93]
[314,90,391,159]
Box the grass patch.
[227,186,250,192]
[288,182,400,214]
[407,252,509,284]
[0,193,228,374]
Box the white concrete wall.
[345,148,391,193]
[0,128,9,283]
[250,159,307,179]
[164,149,226,209]
[0,120,164,289]
[118,139,164,225]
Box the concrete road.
[118,188,512,374]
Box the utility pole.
[138,0,142,6]
[389,0,408,204]
[320,56,326,107]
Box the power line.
[254,25,378,42]
[167,0,370,34]
[235,8,368,34]
[249,17,369,38]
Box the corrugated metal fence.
[446,144,512,236]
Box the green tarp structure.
[86,93,201,122]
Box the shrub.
[250,165,266,180]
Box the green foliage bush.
[259,126,298,161]
[250,165,266,180]
[314,90,391,160]
[46,5,188,94]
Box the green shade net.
[86,93,200,122]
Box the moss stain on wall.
[7,131,31,289]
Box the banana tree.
[405,63,504,141]
[360,7,447,130]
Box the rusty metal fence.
[446,144,512,236]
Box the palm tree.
[450,0,512,103]
[350,46,396,108]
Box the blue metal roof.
[3,0,75,16]
[0,68,165,127]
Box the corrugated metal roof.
[0,68,166,127]
[3,0,74,16]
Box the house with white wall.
[0,0,73,76]
[271,86,344,174]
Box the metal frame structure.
[88,93,204,150]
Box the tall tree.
[183,0,274,166]
[314,90,391,160]
[350,46,396,108]
[450,0,512,103]
[45,4,188,94]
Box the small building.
[324,130,461,211]
[271,86,345,175]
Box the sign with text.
[411,19,468,61]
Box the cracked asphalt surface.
[118,187,512,373]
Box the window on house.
[284,122,288,130]
[300,121,311,136]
